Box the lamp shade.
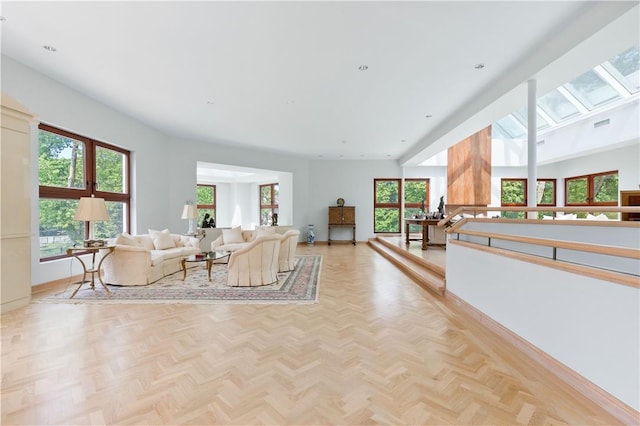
[181,204,198,220]
[74,197,109,221]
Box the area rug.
[38,255,322,305]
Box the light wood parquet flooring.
[1,244,621,425]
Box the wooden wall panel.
[447,126,492,208]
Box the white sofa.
[227,234,282,287]
[102,230,200,286]
[278,229,300,272]
[210,227,257,252]
[211,226,297,252]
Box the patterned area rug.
[38,255,322,304]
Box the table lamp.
[74,196,109,247]
[181,203,198,235]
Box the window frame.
[259,183,279,226]
[38,123,130,261]
[196,184,216,226]
[536,178,557,206]
[374,179,401,233]
[565,170,619,207]
[373,178,429,233]
[500,178,528,207]
[403,178,430,217]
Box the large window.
[565,171,618,208]
[501,178,556,218]
[38,124,130,260]
[196,184,216,227]
[259,183,279,226]
[404,179,430,220]
[374,178,429,233]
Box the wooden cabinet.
[620,190,640,221]
[1,93,34,313]
[328,206,356,245]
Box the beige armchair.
[226,234,282,287]
[278,229,300,272]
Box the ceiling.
[1,1,637,164]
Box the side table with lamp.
[66,195,112,298]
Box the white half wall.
[446,242,640,411]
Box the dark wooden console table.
[328,206,356,245]
[405,218,440,250]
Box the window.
[563,69,621,110]
[38,124,130,260]
[404,179,430,220]
[603,45,640,94]
[259,183,279,226]
[196,184,216,227]
[566,171,618,210]
[501,178,527,218]
[501,178,556,218]
[373,178,429,233]
[536,179,556,219]
[536,179,557,206]
[537,89,580,122]
[374,179,400,233]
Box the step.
[368,238,446,296]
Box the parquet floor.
[1,244,621,425]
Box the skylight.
[493,45,640,140]
[603,46,640,94]
[563,69,621,110]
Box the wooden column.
[1,93,35,312]
[446,126,492,211]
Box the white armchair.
[226,234,282,287]
[278,229,300,272]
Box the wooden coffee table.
[181,251,230,281]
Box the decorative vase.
[307,224,315,245]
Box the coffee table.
[181,251,230,281]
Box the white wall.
[2,56,313,284]
[308,160,401,242]
[2,56,175,283]
[447,241,640,411]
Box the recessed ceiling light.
[401,139,406,143]
[286,99,295,105]
[341,140,347,144]
[386,154,391,158]
[425,114,433,118]
[206,100,215,105]
[339,155,344,158]
[360,155,365,158]
[0,16,6,22]
[318,155,324,158]
[474,63,485,70]
[358,65,368,71]
[43,45,57,52]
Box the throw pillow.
[222,226,244,244]
[173,234,185,247]
[149,228,176,250]
[115,232,138,246]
